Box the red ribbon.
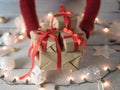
[19,28,61,80]
[50,5,72,28]
[62,28,86,51]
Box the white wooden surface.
[0,0,120,90]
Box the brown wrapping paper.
[50,12,78,30]
[30,30,58,52]
[39,51,82,71]
[60,28,87,52]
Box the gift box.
[60,28,87,52]
[39,51,82,71]
[30,29,58,52]
[50,12,78,30]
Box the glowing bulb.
[13,76,19,82]
[3,72,8,78]
[48,13,52,18]
[21,29,26,33]
[25,77,31,83]
[39,87,45,90]
[95,18,99,22]
[81,75,87,80]
[102,80,110,87]
[2,46,8,50]
[103,28,110,33]
[69,69,73,73]
[18,35,24,40]
[67,76,74,81]
[103,66,110,71]
[81,13,84,17]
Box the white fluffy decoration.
[2,32,16,46]
[30,65,46,85]
[0,56,15,71]
[14,15,25,30]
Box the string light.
[21,29,26,34]
[25,77,31,84]
[95,17,102,24]
[81,13,84,17]
[103,28,110,33]
[2,46,8,50]
[102,80,110,88]
[47,13,52,18]
[12,76,19,83]
[18,34,24,40]
[39,87,45,90]
[103,66,110,71]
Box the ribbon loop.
[51,5,73,28]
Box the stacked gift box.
[29,5,87,71]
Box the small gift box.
[39,51,82,71]
[30,29,58,52]
[60,28,87,52]
[50,12,78,30]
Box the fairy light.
[48,13,52,18]
[39,87,45,90]
[102,80,110,87]
[18,34,24,40]
[81,13,84,17]
[25,77,31,84]
[2,46,8,50]
[12,76,19,83]
[21,29,26,34]
[103,28,110,33]
[95,17,101,24]
[81,75,87,81]
[103,66,110,71]
[67,76,74,84]
[67,76,74,81]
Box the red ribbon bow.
[51,5,72,28]
[19,28,61,80]
[62,28,86,51]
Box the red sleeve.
[79,0,101,39]
[20,0,39,38]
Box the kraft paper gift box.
[39,51,82,71]
[50,12,78,30]
[60,28,87,52]
[30,30,58,52]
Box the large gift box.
[39,51,82,71]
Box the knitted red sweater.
[20,0,101,38]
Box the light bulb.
[48,13,52,18]
[81,75,87,80]
[102,80,110,87]
[21,29,26,33]
[3,72,8,78]
[39,87,45,90]
[18,35,24,40]
[12,76,19,82]
[25,77,31,84]
[103,28,110,33]
[103,66,110,71]
[81,13,84,17]
[2,46,8,50]
[67,76,74,81]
